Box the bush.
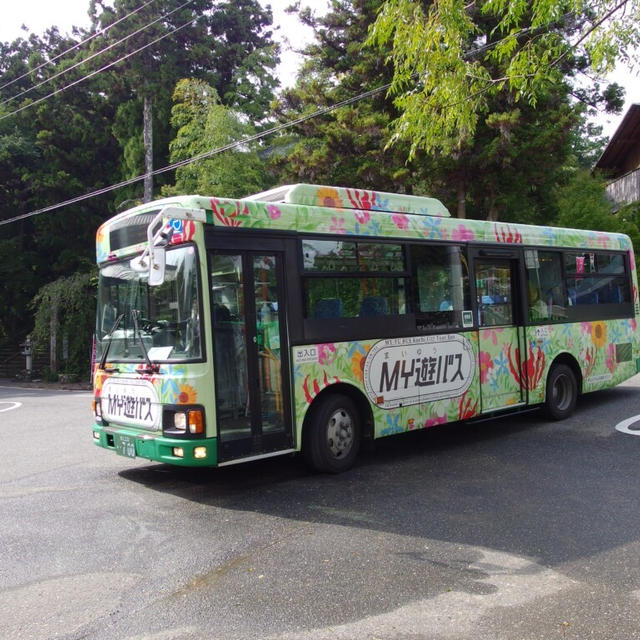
[31,270,96,380]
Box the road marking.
[0,401,22,413]
[615,414,640,436]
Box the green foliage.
[89,0,279,200]
[0,28,119,342]
[0,1,280,343]
[369,0,639,157]
[555,171,640,267]
[31,271,97,379]
[271,0,434,194]
[163,78,267,197]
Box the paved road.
[2,379,640,639]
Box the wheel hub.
[326,409,354,458]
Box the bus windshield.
[96,245,202,363]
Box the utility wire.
[0,82,393,227]
[0,5,623,227]
[0,0,157,93]
[0,15,196,122]
[0,0,195,109]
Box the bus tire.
[303,394,361,473]
[545,363,577,420]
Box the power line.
[0,0,195,109]
[0,82,392,227]
[0,0,157,93]
[0,15,197,122]
[0,6,615,227]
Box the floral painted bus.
[91,184,640,472]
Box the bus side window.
[410,244,470,329]
[525,250,566,322]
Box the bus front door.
[209,248,292,464]
[474,256,527,413]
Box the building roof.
[595,104,640,176]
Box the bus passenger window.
[525,250,567,323]
[410,244,470,329]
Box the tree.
[0,29,119,344]
[31,271,96,379]
[365,0,631,220]
[164,78,267,197]
[368,0,636,157]
[271,0,436,194]
[88,0,279,202]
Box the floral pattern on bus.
[198,188,634,257]
[473,319,640,404]
[293,316,638,440]
[292,334,482,439]
[94,363,209,426]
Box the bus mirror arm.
[134,206,206,286]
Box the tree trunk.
[143,94,153,203]
[456,175,466,219]
[50,299,58,375]
[486,188,499,221]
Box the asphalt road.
[2,378,640,640]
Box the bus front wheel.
[303,394,361,473]
[545,363,577,420]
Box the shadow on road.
[119,386,640,568]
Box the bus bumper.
[92,424,218,467]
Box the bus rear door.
[473,250,527,413]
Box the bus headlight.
[174,412,187,431]
[163,406,206,438]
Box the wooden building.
[595,104,640,208]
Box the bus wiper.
[98,313,124,371]
[131,309,160,374]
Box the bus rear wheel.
[303,394,361,473]
[545,363,577,420]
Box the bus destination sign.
[101,378,161,429]
[363,334,475,409]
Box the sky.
[0,0,638,137]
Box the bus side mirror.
[148,247,166,286]
[130,247,166,286]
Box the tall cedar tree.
[271,0,438,195]
[0,28,118,342]
[89,0,279,202]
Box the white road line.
[0,401,22,413]
[615,414,640,436]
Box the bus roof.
[243,184,451,218]
[96,185,633,263]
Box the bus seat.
[313,298,342,319]
[599,284,621,303]
[576,290,599,305]
[359,296,388,316]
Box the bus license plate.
[115,434,136,458]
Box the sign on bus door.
[209,247,292,462]
[474,255,526,412]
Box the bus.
[92,184,640,472]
